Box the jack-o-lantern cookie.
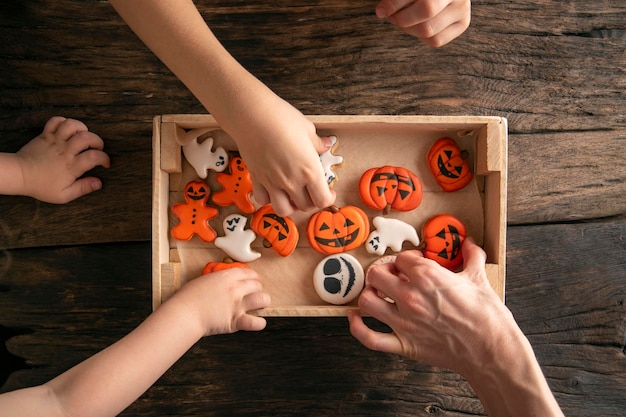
[183,136,229,178]
[250,204,299,257]
[212,156,255,214]
[313,253,364,305]
[214,214,261,263]
[426,137,473,192]
[359,165,423,213]
[422,214,466,271]
[366,216,420,255]
[319,135,344,187]
[171,180,219,242]
[307,205,370,255]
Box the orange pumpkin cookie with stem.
[426,137,473,192]
[212,156,255,214]
[307,205,370,255]
[422,213,466,271]
[171,180,219,242]
[250,204,299,257]
[359,165,423,214]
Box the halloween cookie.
[182,136,229,178]
[250,204,299,257]
[426,137,473,192]
[307,205,370,255]
[422,214,466,271]
[319,135,344,187]
[171,180,219,242]
[214,214,261,263]
[359,165,423,213]
[202,260,251,274]
[212,156,255,214]
[313,253,364,305]
[366,216,420,256]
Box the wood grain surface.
[0,1,624,416]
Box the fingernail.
[320,136,332,151]
[91,180,102,191]
[376,5,388,18]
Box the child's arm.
[109,0,335,216]
[376,0,471,47]
[349,239,564,416]
[0,268,270,417]
[0,117,110,203]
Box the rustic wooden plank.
[2,219,624,416]
[0,0,624,248]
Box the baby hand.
[376,0,471,47]
[17,117,111,203]
[173,267,271,337]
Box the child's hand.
[172,267,271,337]
[231,96,336,216]
[376,0,471,47]
[16,117,111,203]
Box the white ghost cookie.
[319,135,344,187]
[214,214,261,263]
[313,253,364,305]
[366,216,420,255]
[183,136,229,178]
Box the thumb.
[461,237,488,284]
[313,135,333,155]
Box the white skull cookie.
[313,253,364,305]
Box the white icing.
[365,216,420,255]
[319,135,343,186]
[214,214,261,263]
[182,137,229,178]
[313,253,364,305]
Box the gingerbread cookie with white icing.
[365,216,420,255]
[214,213,261,263]
[319,135,344,187]
[313,253,364,305]
[182,136,229,178]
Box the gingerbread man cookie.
[182,136,229,178]
[171,180,219,242]
[214,214,261,263]
[365,216,420,255]
[212,156,255,214]
[319,135,344,187]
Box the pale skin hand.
[0,269,270,417]
[109,0,336,216]
[0,116,110,203]
[376,0,471,47]
[348,239,565,417]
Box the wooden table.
[1,1,624,415]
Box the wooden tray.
[152,115,508,316]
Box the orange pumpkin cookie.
[359,165,423,213]
[426,137,473,192]
[307,205,370,255]
[171,180,219,242]
[422,214,466,271]
[250,204,299,257]
[202,260,250,274]
[212,156,255,214]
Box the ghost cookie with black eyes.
[319,135,344,188]
[313,253,364,305]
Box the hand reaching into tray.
[375,0,472,47]
[0,116,110,203]
[349,239,565,417]
[0,267,270,417]
[109,0,470,216]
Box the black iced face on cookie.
[313,254,364,305]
